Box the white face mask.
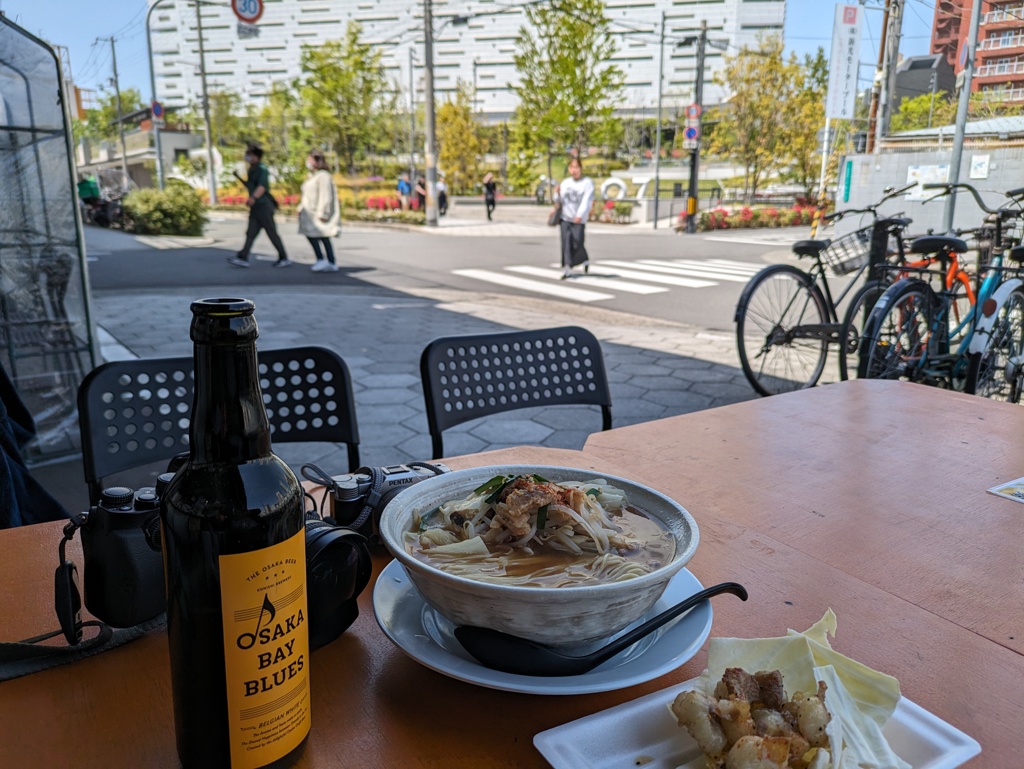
[306,158,316,171]
[244,154,254,164]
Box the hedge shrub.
[123,185,207,236]
[692,205,817,232]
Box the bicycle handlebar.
[921,181,1007,215]
[823,183,918,224]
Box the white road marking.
[452,269,614,302]
[594,261,717,288]
[506,266,668,294]
[633,259,756,282]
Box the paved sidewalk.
[91,281,756,480]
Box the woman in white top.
[555,157,595,278]
[297,150,341,272]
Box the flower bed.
[688,205,819,232]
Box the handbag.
[547,202,562,227]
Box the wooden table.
[1,382,1020,767]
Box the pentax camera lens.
[304,513,372,649]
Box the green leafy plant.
[122,185,207,236]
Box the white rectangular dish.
[534,678,980,769]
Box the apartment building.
[932,0,1024,102]
[147,0,785,120]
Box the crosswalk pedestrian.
[451,259,763,303]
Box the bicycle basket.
[821,226,873,275]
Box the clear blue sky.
[5,0,935,99]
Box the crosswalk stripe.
[671,259,761,275]
[507,266,668,294]
[452,269,614,302]
[635,260,754,282]
[596,261,717,288]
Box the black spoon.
[453,581,748,677]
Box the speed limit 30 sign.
[231,0,264,24]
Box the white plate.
[372,559,713,695]
[534,678,981,769]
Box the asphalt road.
[84,213,808,333]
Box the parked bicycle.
[734,183,916,396]
[857,182,1024,395]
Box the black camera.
[317,462,450,542]
[79,482,167,629]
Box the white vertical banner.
[826,4,862,120]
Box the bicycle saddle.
[1009,245,1024,263]
[793,239,830,257]
[910,235,968,255]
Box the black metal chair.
[77,345,360,504]
[419,326,612,459]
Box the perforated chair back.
[78,345,359,503]
[419,326,612,459]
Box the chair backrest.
[419,326,612,459]
[78,345,359,503]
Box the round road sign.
[231,0,264,24]
[686,104,702,119]
[151,101,164,119]
[684,125,700,141]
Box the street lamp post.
[652,11,666,230]
[145,0,171,190]
[685,20,707,235]
[194,0,217,205]
[408,47,416,186]
[423,0,439,226]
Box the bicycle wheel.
[966,287,1024,402]
[858,279,937,381]
[838,280,887,381]
[735,264,830,396]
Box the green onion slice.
[536,505,548,529]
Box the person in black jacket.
[228,145,291,268]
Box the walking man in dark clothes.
[229,144,291,268]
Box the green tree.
[890,90,957,132]
[506,111,545,196]
[513,0,625,157]
[298,22,392,173]
[82,87,144,141]
[707,36,790,201]
[208,90,244,147]
[437,83,484,194]
[247,83,309,191]
[784,48,828,203]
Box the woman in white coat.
[298,150,341,272]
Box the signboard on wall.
[825,5,862,120]
[906,164,950,201]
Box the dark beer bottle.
[161,298,310,769]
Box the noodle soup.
[404,474,677,588]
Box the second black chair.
[78,345,359,504]
[419,326,612,459]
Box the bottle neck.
[190,339,271,465]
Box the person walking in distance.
[397,173,411,211]
[555,157,594,279]
[415,176,427,211]
[228,145,290,268]
[436,174,448,217]
[482,172,497,220]
[298,150,340,272]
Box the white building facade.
[148,0,786,120]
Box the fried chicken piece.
[717,698,756,745]
[672,689,729,765]
[725,735,790,769]
[783,682,830,749]
[714,668,761,703]
[752,708,810,765]
[754,670,786,710]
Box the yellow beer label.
[220,530,311,769]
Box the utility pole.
[408,47,416,185]
[685,20,707,235]
[194,0,217,205]
[652,11,666,229]
[878,0,904,139]
[146,0,170,190]
[927,70,937,128]
[866,0,892,153]
[943,0,983,231]
[473,58,479,114]
[106,37,131,191]
[423,0,439,226]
